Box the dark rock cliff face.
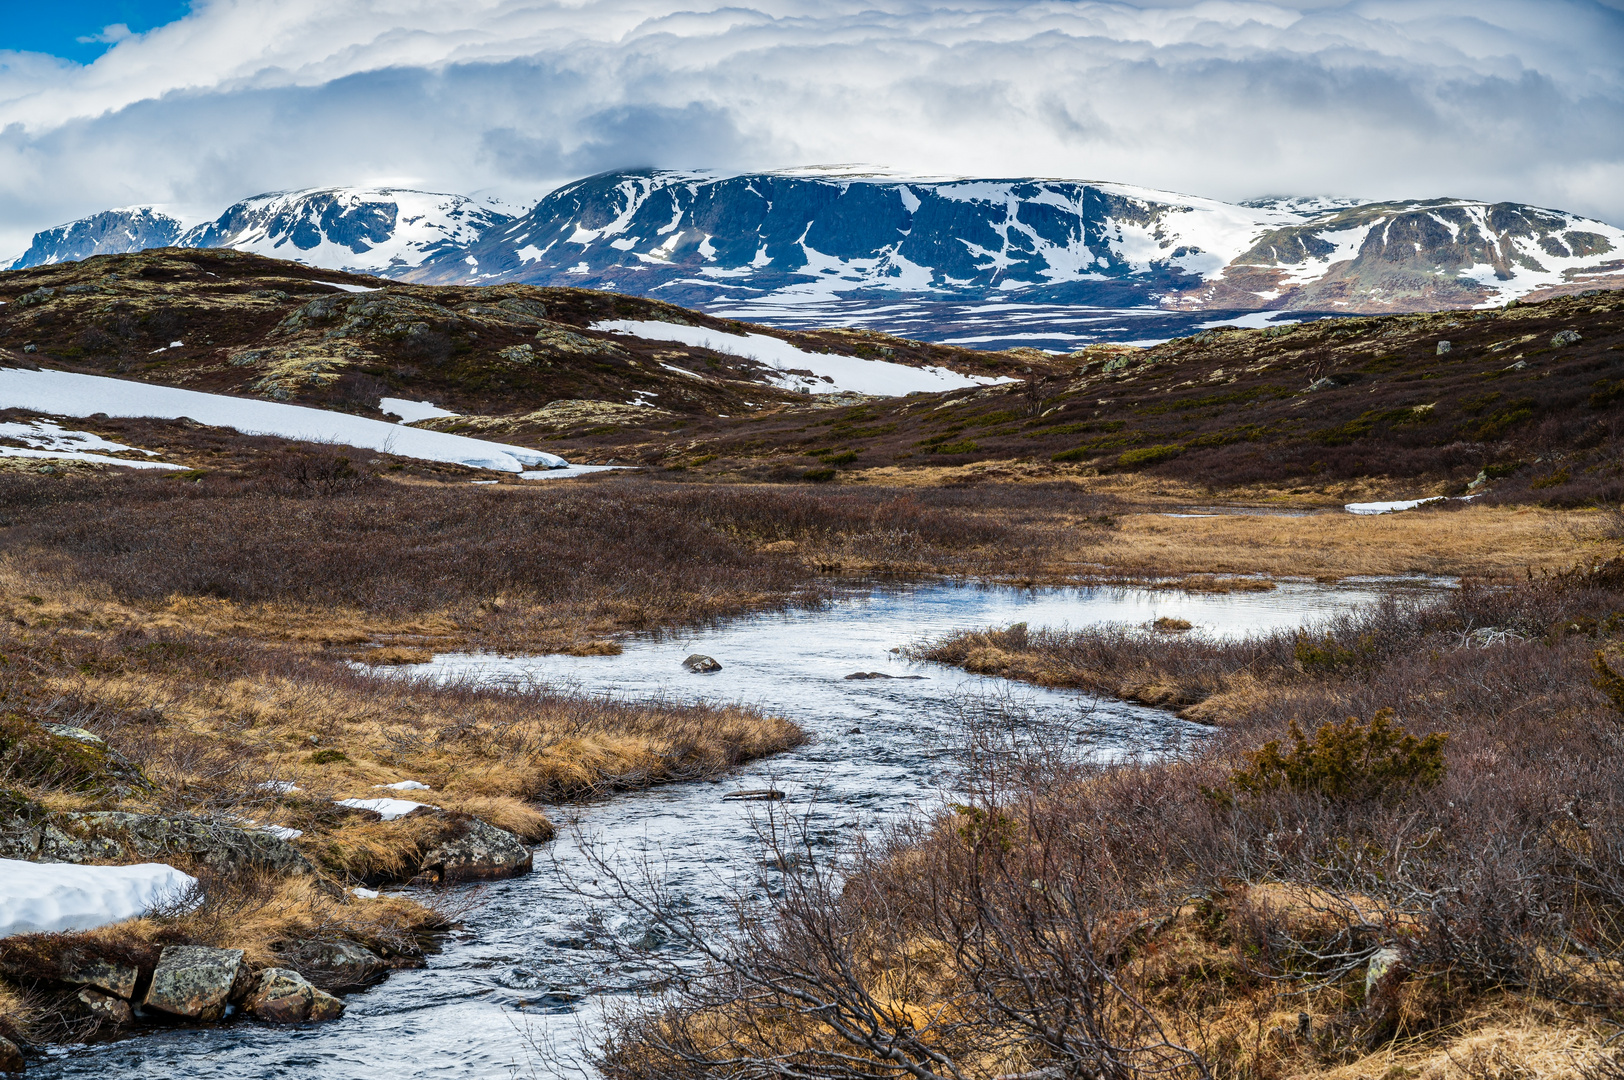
[7,208,183,269]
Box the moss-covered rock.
[0,714,148,795]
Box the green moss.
[1117,444,1183,467]
[309,749,349,764]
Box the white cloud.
[2,0,1622,257]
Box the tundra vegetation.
[0,251,1620,1074]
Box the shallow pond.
[31,578,1444,1079]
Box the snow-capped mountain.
[7,206,184,269]
[177,188,512,274]
[8,188,513,275]
[406,169,1624,313]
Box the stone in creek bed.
[723,789,785,801]
[142,945,250,1021]
[682,654,722,673]
[77,986,134,1027]
[247,967,344,1024]
[0,1035,22,1074]
[844,672,927,680]
[59,949,139,999]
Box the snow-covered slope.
[409,170,1624,313]
[179,188,512,275]
[593,318,1014,395]
[0,367,567,472]
[6,207,184,269]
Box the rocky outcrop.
[245,967,344,1024]
[58,949,138,998]
[35,813,313,875]
[415,814,533,883]
[141,945,250,1021]
[272,939,387,992]
[0,717,148,797]
[682,654,722,673]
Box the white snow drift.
[0,859,196,938]
[0,418,186,470]
[0,367,567,472]
[592,319,1011,396]
[336,798,439,820]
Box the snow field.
[591,320,1012,396]
[0,859,197,938]
[0,367,567,472]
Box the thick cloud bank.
[2,0,1621,256]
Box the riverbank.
[598,562,1624,1080]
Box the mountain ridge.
[11,174,1623,335]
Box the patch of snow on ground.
[0,419,159,455]
[337,798,439,820]
[0,445,187,470]
[379,397,458,424]
[313,281,381,293]
[1346,497,1445,515]
[377,780,432,791]
[1196,311,1304,330]
[0,367,567,472]
[0,859,196,937]
[519,464,636,480]
[591,320,1012,396]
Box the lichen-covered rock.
[0,716,148,796]
[416,815,532,883]
[273,938,386,991]
[40,813,313,875]
[143,945,245,1021]
[76,986,133,1027]
[58,949,138,998]
[682,654,722,673]
[0,790,47,860]
[247,967,345,1024]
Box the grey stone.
[1552,329,1582,347]
[1307,377,1337,391]
[76,987,133,1027]
[1436,340,1452,355]
[0,1035,21,1073]
[417,816,532,883]
[39,725,102,745]
[143,945,245,1021]
[41,812,313,875]
[58,950,138,998]
[1365,945,1403,996]
[246,967,346,1024]
[682,654,722,673]
[274,939,386,992]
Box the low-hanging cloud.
[1,0,1622,255]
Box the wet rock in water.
[847,727,863,735]
[723,789,785,801]
[274,939,387,992]
[845,671,890,679]
[247,967,344,1024]
[416,815,533,883]
[0,1036,22,1073]
[39,812,313,876]
[58,949,139,998]
[142,945,247,1021]
[682,654,722,673]
[76,987,133,1027]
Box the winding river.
[30,579,1442,1079]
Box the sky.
[1,0,1623,256]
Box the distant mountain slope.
[8,189,513,276]
[7,207,184,269]
[13,174,1623,334]
[177,188,513,274]
[407,170,1624,313]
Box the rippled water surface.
[34,580,1442,1079]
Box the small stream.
[31,579,1443,1079]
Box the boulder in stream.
[682,654,722,673]
[273,938,387,991]
[76,986,133,1027]
[0,1036,22,1073]
[247,967,344,1024]
[142,945,249,1021]
[416,814,533,883]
